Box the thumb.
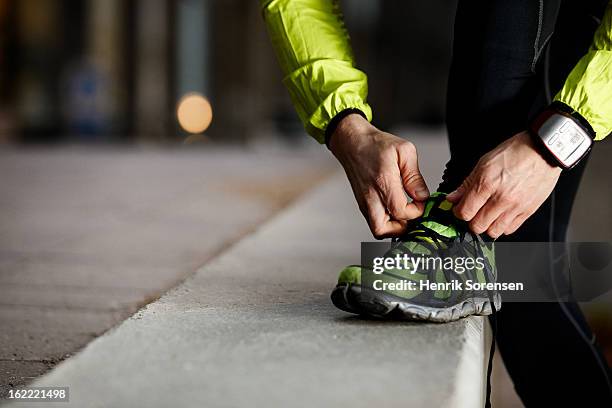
[398,142,430,201]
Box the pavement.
[1,131,610,407]
[3,167,490,408]
[0,144,334,397]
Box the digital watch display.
[530,109,594,169]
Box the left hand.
[446,131,562,239]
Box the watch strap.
[528,128,564,168]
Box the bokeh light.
[176,93,213,134]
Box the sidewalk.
[0,145,334,397]
[5,131,607,407]
[4,163,490,407]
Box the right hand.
[328,114,430,239]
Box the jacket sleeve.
[260,0,372,143]
[554,1,612,141]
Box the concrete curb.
[4,171,489,408]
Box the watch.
[529,104,594,169]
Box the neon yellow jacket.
[261,0,612,142]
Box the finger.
[398,142,430,201]
[364,191,407,239]
[453,174,494,222]
[504,212,529,236]
[446,184,465,203]
[469,196,507,235]
[412,199,426,214]
[377,173,425,221]
[486,211,517,239]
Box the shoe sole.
[331,283,501,323]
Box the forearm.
[260,0,372,143]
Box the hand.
[446,131,562,238]
[329,114,430,239]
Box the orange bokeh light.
[176,93,213,134]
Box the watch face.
[538,113,592,168]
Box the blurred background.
[0,1,610,407]
[0,0,455,144]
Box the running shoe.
[330,192,501,322]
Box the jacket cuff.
[305,95,373,144]
[282,59,373,144]
[552,50,612,141]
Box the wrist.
[326,108,369,145]
[328,113,372,156]
[524,130,562,169]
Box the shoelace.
[393,214,474,251]
[474,235,498,408]
[397,217,499,407]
